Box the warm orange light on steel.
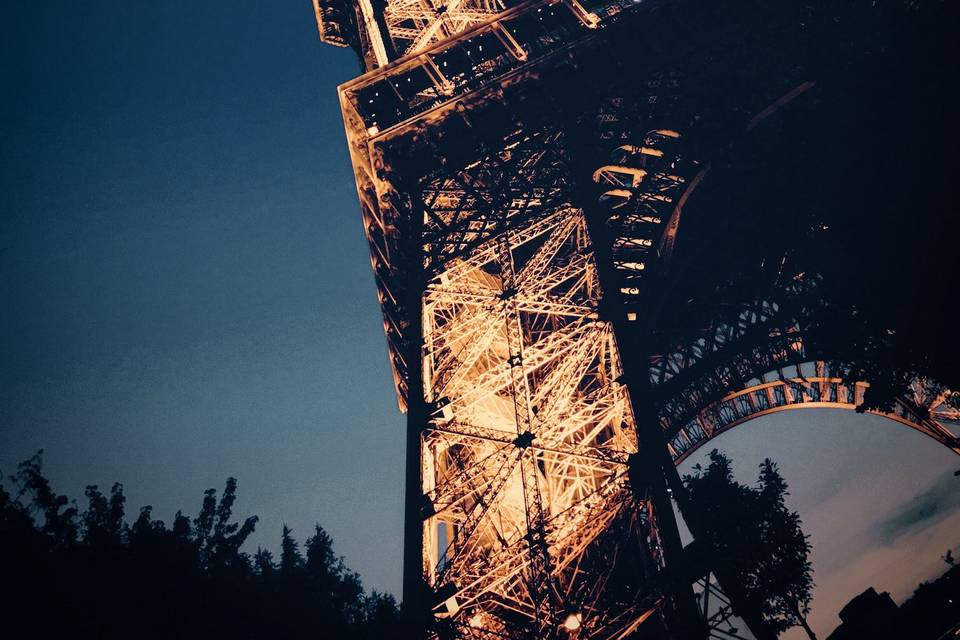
[666,366,960,464]
[318,1,960,637]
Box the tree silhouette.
[280,523,304,573]
[0,451,400,639]
[12,450,79,548]
[755,460,817,639]
[255,546,277,575]
[684,450,815,638]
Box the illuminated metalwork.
[666,362,960,464]
[647,295,960,463]
[314,0,960,637]
[408,124,689,636]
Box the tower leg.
[629,381,709,640]
[402,406,429,636]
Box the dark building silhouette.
[827,569,960,640]
[825,588,899,640]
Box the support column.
[401,189,430,636]
[574,148,706,639]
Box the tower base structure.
[317,0,960,636]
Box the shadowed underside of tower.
[313,0,960,637]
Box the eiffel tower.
[312,0,960,637]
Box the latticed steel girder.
[319,0,960,637]
[647,293,960,461]
[419,196,657,636]
[404,104,701,636]
[664,363,960,464]
[383,0,505,57]
[314,0,606,69]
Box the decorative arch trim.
[668,371,960,465]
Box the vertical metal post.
[401,189,429,635]
[572,129,707,639]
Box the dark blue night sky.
[2,0,403,593]
[2,3,957,635]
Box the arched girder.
[665,366,960,465]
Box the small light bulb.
[563,612,582,631]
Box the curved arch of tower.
[313,0,958,637]
[664,362,960,465]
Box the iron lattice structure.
[313,0,960,637]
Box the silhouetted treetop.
[0,452,400,640]
[685,451,816,638]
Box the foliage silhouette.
[895,562,960,640]
[684,450,815,638]
[0,451,400,639]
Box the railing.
[339,0,641,135]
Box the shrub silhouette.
[0,451,400,639]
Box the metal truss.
[383,0,506,57]
[315,0,614,73]
[408,90,707,635]
[419,148,667,637]
[331,0,618,409]
[381,0,605,60]
[690,573,749,640]
[320,0,960,638]
[646,287,959,461]
[665,362,960,464]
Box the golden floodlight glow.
[563,612,582,631]
[324,0,960,634]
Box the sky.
[2,2,958,637]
